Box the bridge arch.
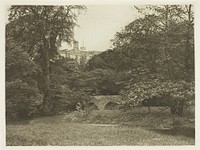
[89,95,122,110]
[87,102,99,110]
[104,101,119,110]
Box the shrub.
[6,79,42,119]
[121,78,194,116]
[48,84,92,114]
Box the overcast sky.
[62,5,138,51]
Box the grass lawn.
[6,109,195,146]
[6,122,194,146]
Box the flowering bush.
[121,77,194,115]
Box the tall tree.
[7,5,86,110]
[134,5,194,81]
[87,5,194,115]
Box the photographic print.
[5,1,195,146]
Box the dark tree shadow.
[147,127,195,138]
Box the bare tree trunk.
[184,4,193,81]
[164,5,174,80]
[41,33,58,112]
[42,37,50,112]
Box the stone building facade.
[59,40,101,64]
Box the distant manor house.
[59,40,101,64]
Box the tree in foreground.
[7,5,86,112]
[118,5,194,115]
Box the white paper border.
[1,0,199,150]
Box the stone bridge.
[89,95,122,110]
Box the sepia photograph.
[3,0,198,147]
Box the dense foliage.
[78,69,121,95]
[6,35,42,119]
[6,6,87,119]
[7,5,86,112]
[86,5,194,115]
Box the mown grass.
[6,108,195,146]
[7,122,194,146]
[62,107,195,129]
